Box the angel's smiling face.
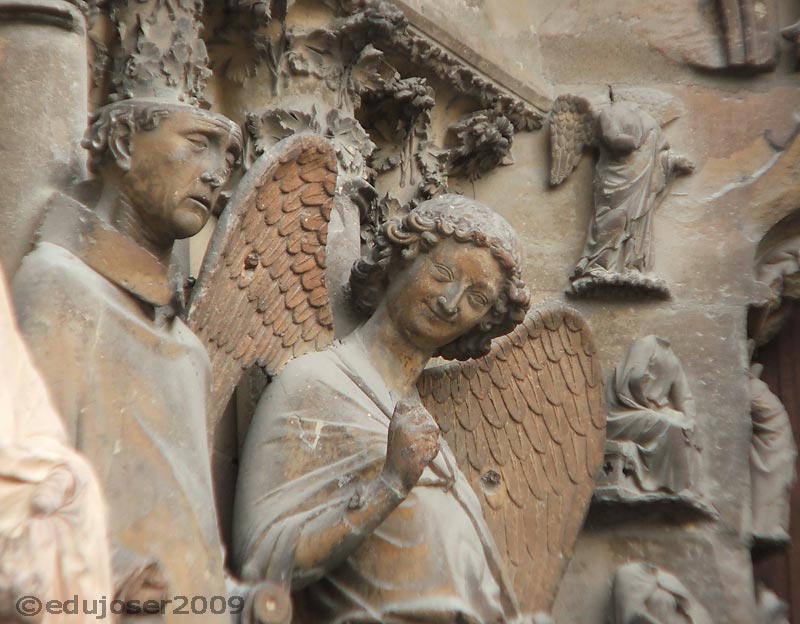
[385,238,504,352]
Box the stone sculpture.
[12,98,242,619]
[610,562,712,624]
[184,133,338,547]
[749,363,797,547]
[782,19,800,63]
[210,0,545,336]
[10,0,250,613]
[757,585,790,624]
[749,231,800,347]
[0,264,112,622]
[549,93,694,298]
[0,0,89,276]
[597,336,703,504]
[717,0,777,69]
[222,195,606,621]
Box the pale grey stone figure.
[13,100,243,622]
[549,95,694,298]
[610,562,712,624]
[749,364,797,546]
[598,336,702,498]
[0,263,112,621]
[757,585,790,624]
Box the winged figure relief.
[549,91,694,298]
[418,303,606,614]
[184,133,338,521]
[187,134,605,617]
[549,94,598,187]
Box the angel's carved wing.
[417,303,606,614]
[185,133,338,435]
[549,94,596,186]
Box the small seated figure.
[233,195,535,623]
[610,562,712,624]
[598,336,702,500]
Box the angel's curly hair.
[349,194,531,360]
[81,100,243,175]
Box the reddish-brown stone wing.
[185,133,337,439]
[418,303,606,615]
[549,94,595,186]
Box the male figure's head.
[82,101,243,244]
[598,102,649,155]
[349,194,530,360]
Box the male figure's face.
[385,237,505,353]
[120,108,239,242]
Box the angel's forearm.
[291,473,405,587]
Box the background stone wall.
[390,1,800,622]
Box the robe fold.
[234,336,524,624]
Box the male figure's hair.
[349,194,531,360]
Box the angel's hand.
[383,399,441,495]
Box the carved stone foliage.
[371,1,546,132]
[209,1,402,229]
[444,110,515,180]
[209,0,544,247]
[596,336,708,514]
[610,562,712,624]
[549,91,694,299]
[109,0,210,105]
[749,363,797,549]
[247,107,375,178]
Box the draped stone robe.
[605,336,700,494]
[749,370,797,542]
[0,262,111,621]
[573,106,673,281]
[233,335,524,624]
[12,196,229,622]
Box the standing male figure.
[13,99,242,621]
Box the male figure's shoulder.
[13,240,112,326]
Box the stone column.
[0,0,88,275]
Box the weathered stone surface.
[2,1,799,622]
[0,0,88,275]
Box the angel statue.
[192,190,606,623]
[549,93,695,298]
